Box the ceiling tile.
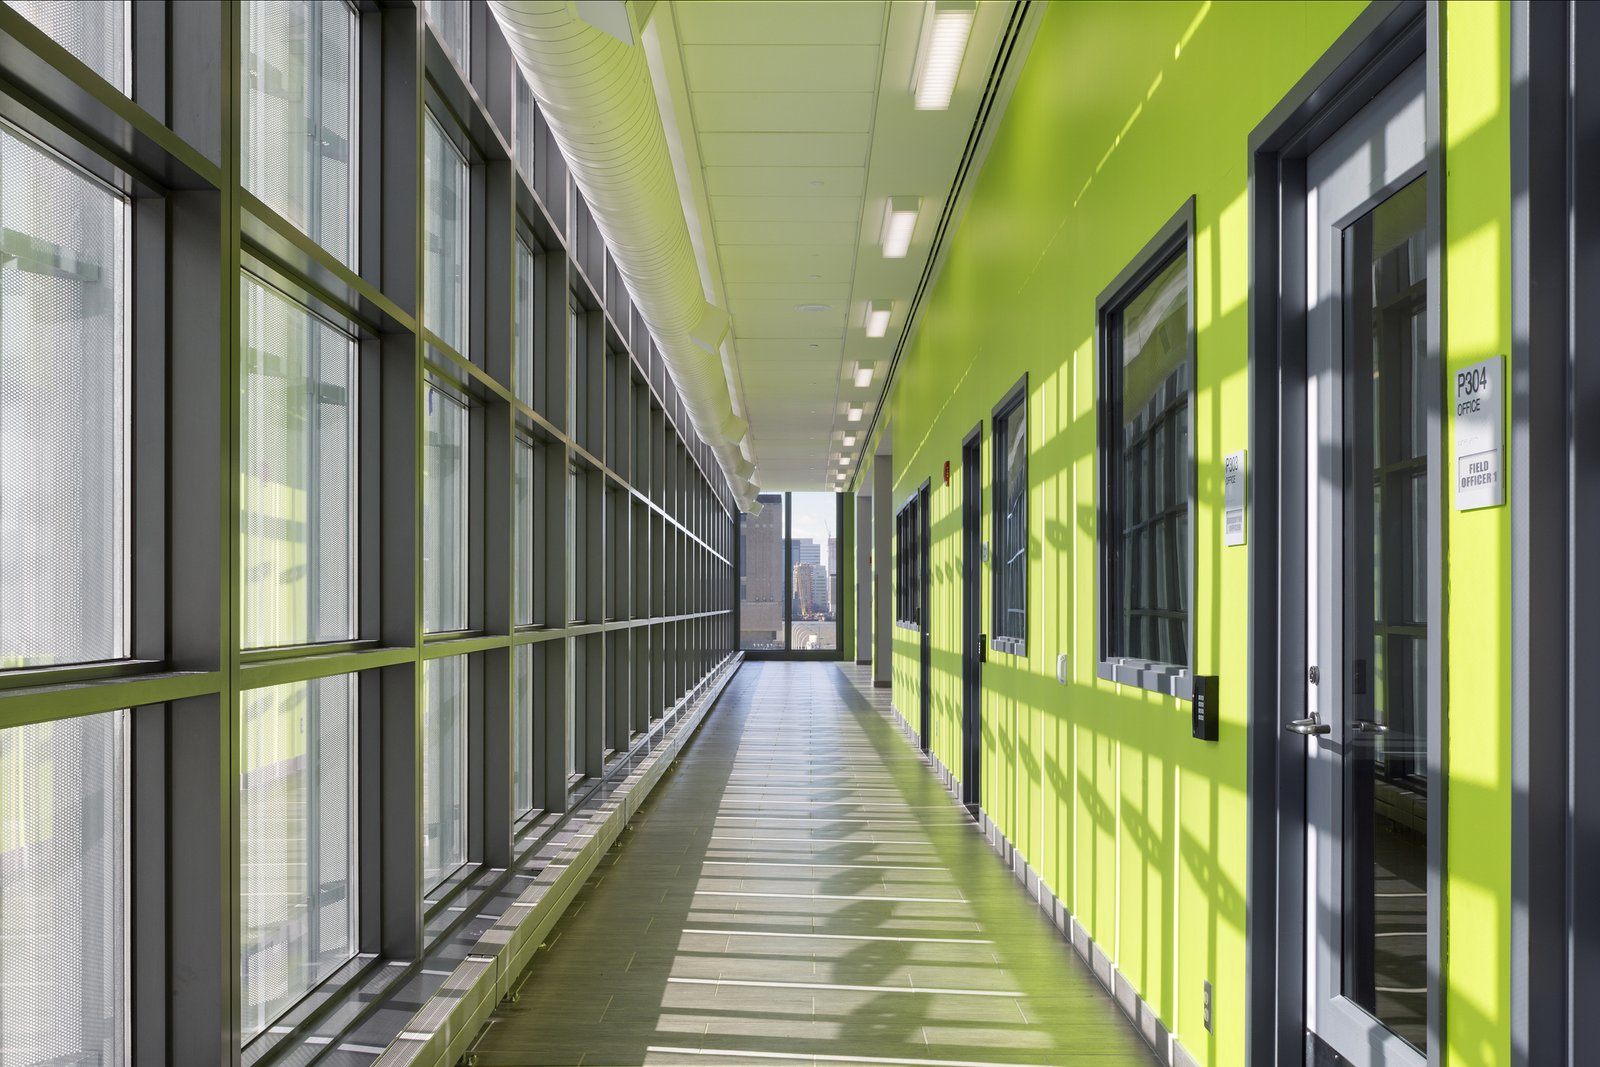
[715,219,858,246]
[697,131,871,168]
[682,45,881,94]
[724,281,851,302]
[674,2,885,46]
[710,195,862,223]
[719,244,856,283]
[704,167,867,198]
[691,92,875,134]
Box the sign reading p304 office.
[1454,355,1503,511]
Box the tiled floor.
[469,661,1159,1066]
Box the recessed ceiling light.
[914,1,976,111]
[865,300,893,338]
[881,197,920,259]
[843,434,857,446]
[795,303,831,313]
[854,366,874,388]
[838,456,850,466]
[847,406,864,422]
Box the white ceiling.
[644,1,1015,491]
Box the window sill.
[1097,658,1192,700]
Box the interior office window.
[513,644,535,817]
[240,275,358,649]
[9,0,128,92]
[423,111,469,355]
[0,122,127,670]
[0,711,125,1062]
[1100,236,1192,675]
[515,238,537,408]
[423,378,469,633]
[515,437,535,626]
[242,0,359,270]
[422,0,468,71]
[239,675,356,1040]
[992,382,1028,654]
[422,655,467,892]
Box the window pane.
[515,437,535,626]
[423,112,469,354]
[242,0,358,269]
[0,711,125,1062]
[997,401,1027,643]
[515,74,537,178]
[739,494,785,650]
[0,123,127,670]
[241,276,358,648]
[423,0,468,71]
[513,645,535,817]
[789,492,836,651]
[516,239,537,408]
[422,655,467,892]
[1114,250,1189,665]
[240,675,357,1039]
[423,379,468,633]
[10,0,127,92]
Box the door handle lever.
[1286,713,1332,737]
[1349,719,1388,733]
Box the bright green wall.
[1441,3,1511,1065]
[886,3,1520,1066]
[887,3,1366,1060]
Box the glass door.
[1297,57,1431,1066]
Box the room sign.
[1454,354,1504,511]
[1223,450,1246,546]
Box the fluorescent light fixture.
[839,456,851,466]
[865,300,892,338]
[881,197,920,259]
[914,1,976,111]
[854,365,875,388]
[843,435,857,447]
[847,406,864,422]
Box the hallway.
[468,662,1159,1066]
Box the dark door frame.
[960,424,983,809]
[918,478,932,751]
[1244,2,1440,1063]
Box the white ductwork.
[487,0,761,510]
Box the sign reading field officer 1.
[1454,354,1504,510]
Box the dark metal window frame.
[990,375,1027,656]
[1095,198,1196,699]
[740,491,848,661]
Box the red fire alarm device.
[943,460,950,485]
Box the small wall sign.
[1223,450,1246,547]
[1454,355,1504,511]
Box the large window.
[240,275,359,648]
[0,710,126,1063]
[0,122,128,670]
[515,436,535,626]
[737,494,785,651]
[240,675,357,1039]
[991,379,1028,655]
[422,655,467,892]
[242,0,359,268]
[515,238,537,408]
[789,492,837,652]
[423,378,469,633]
[423,110,469,355]
[1098,212,1193,690]
[423,0,469,71]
